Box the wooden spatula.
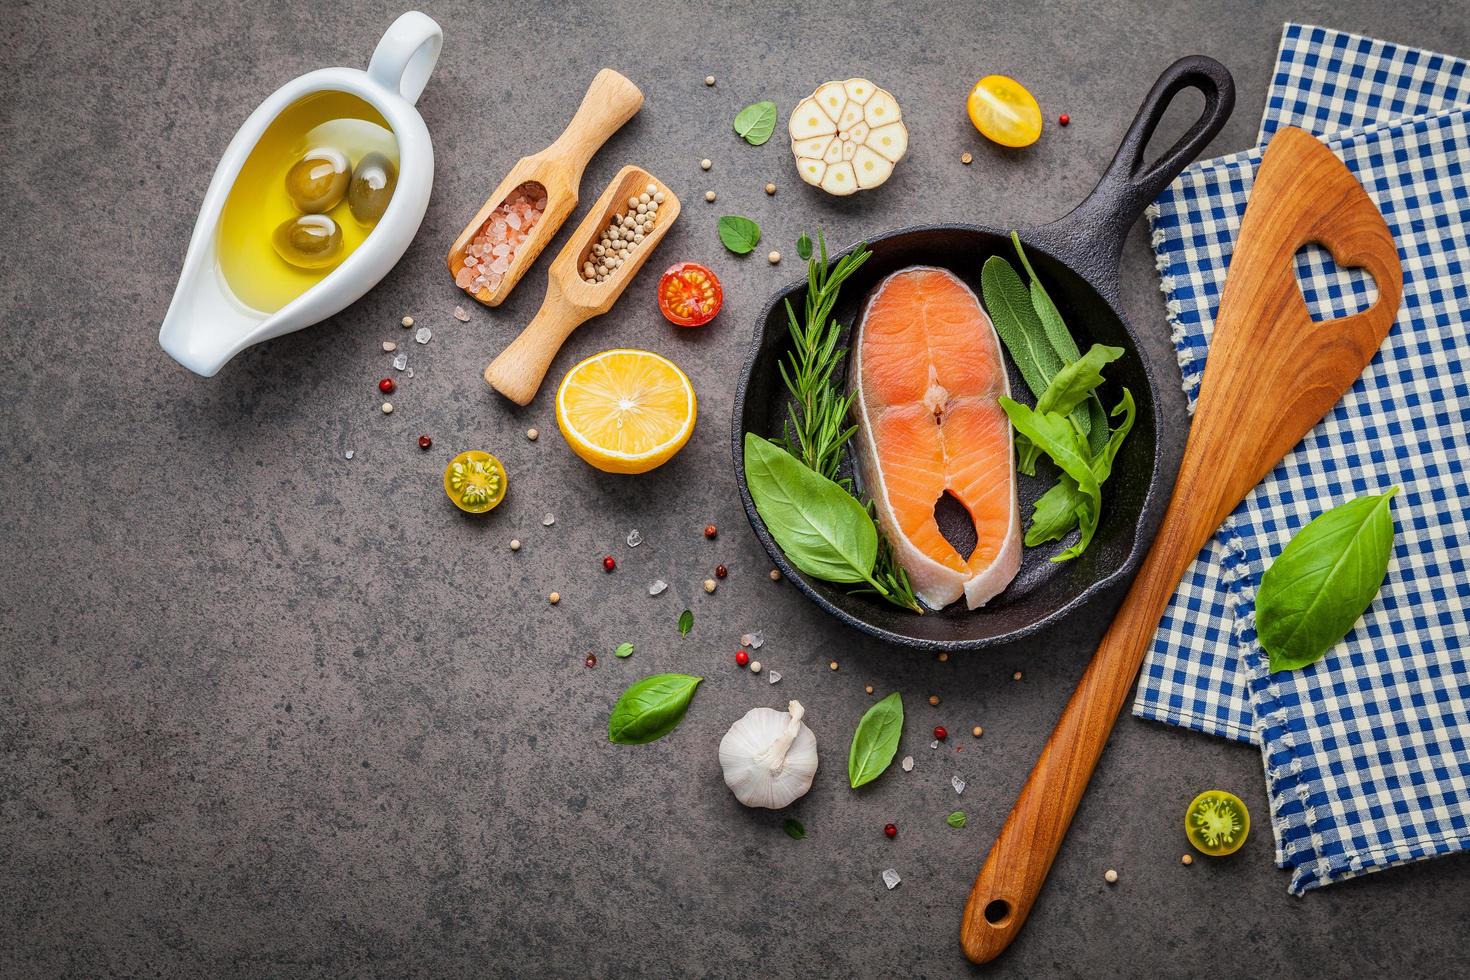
[484,165,681,405]
[447,69,643,308]
[960,126,1403,963]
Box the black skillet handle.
[1025,56,1235,302]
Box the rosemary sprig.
[777,230,922,614]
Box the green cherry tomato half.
[1185,790,1250,857]
[444,450,507,514]
[967,74,1043,148]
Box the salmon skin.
[850,266,1021,610]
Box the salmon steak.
[850,266,1021,610]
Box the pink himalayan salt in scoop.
[457,183,547,295]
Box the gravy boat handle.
[367,10,443,106]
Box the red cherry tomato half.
[657,262,723,327]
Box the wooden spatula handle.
[484,286,588,406]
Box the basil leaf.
[947,810,968,829]
[614,642,634,659]
[607,673,703,744]
[848,691,903,788]
[1018,344,1124,473]
[784,818,806,840]
[796,232,812,260]
[1256,489,1399,672]
[718,215,762,255]
[678,609,694,637]
[744,433,879,586]
[981,255,1061,398]
[733,100,778,145]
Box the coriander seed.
[765,183,776,195]
[767,251,781,264]
[928,695,939,706]
[704,75,716,86]
[510,539,521,551]
[703,578,717,593]
[705,190,717,202]
[549,592,560,605]
[401,315,414,327]
[700,158,712,171]
[1104,869,1118,884]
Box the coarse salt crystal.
[343,450,355,460]
[740,631,764,649]
[626,529,642,547]
[881,869,901,890]
[453,306,471,322]
[901,756,914,772]
[542,513,555,526]
[648,579,668,596]
[382,341,396,352]
[392,353,408,371]
[930,740,940,750]
[768,670,781,684]
[414,327,432,344]
[952,775,966,795]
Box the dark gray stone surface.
[3,1,1466,976]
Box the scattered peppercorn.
[934,726,948,741]
[401,315,414,327]
[1013,671,1023,681]
[602,555,616,572]
[510,539,521,551]
[937,652,949,662]
[585,652,597,668]
[704,75,716,86]
[768,569,781,581]
[379,377,395,394]
[549,592,560,604]
[526,428,539,441]
[884,823,898,839]
[704,190,717,202]
[749,660,762,674]
[765,182,776,195]
[865,685,874,695]
[736,650,749,667]
[767,251,781,264]
[829,660,839,671]
[700,158,712,171]
[418,434,432,450]
[380,402,394,414]
[928,695,940,706]
[961,152,973,165]
[704,524,718,539]
[715,564,728,579]
[703,578,717,593]
[1181,854,1194,866]
[1104,868,1118,884]
[972,725,983,738]
[1059,113,1070,126]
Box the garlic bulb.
[789,78,908,195]
[719,700,818,809]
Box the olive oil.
[217,91,397,313]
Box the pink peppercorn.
[602,555,616,572]
[884,823,898,838]
[735,650,749,667]
[379,378,395,394]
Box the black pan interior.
[733,225,1160,651]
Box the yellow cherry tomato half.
[967,75,1044,148]
[443,450,507,514]
[1185,790,1250,857]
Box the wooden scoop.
[484,165,681,405]
[447,68,643,307]
[960,126,1402,963]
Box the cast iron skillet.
[733,57,1235,651]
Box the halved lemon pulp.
[555,349,696,474]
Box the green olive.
[271,214,343,269]
[284,148,350,212]
[348,151,398,225]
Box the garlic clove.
[819,161,858,196]
[813,82,848,122]
[790,103,838,140]
[794,134,835,161]
[867,122,909,163]
[843,77,875,106]
[823,138,845,165]
[837,99,865,133]
[798,158,827,184]
[852,146,894,189]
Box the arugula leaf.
[947,811,968,829]
[1256,489,1399,672]
[981,256,1061,398]
[1022,390,1135,555]
[607,673,703,744]
[744,433,883,590]
[678,609,694,637]
[1017,344,1124,474]
[733,100,778,145]
[718,215,762,254]
[848,691,903,788]
[1002,397,1102,561]
[614,642,634,659]
[784,818,807,840]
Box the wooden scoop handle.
[543,68,644,186]
[483,284,586,406]
[961,126,1402,964]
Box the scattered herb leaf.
[678,609,694,637]
[1256,489,1399,672]
[784,818,807,840]
[848,691,904,788]
[745,433,883,589]
[614,642,634,659]
[796,232,813,261]
[607,673,703,744]
[718,215,762,255]
[733,100,778,145]
[947,810,968,829]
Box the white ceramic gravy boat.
[159,11,442,377]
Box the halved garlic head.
[790,78,908,195]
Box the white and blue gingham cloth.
[1132,24,1470,894]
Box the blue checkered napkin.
[1131,25,1470,894]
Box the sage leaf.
[784,818,806,840]
[733,100,778,145]
[678,609,694,637]
[1010,232,1082,365]
[848,691,903,788]
[614,642,634,659]
[1085,395,1110,456]
[1256,489,1399,672]
[718,215,762,254]
[744,433,879,587]
[947,810,968,829]
[981,255,1061,398]
[608,673,703,744]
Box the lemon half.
[555,349,696,474]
